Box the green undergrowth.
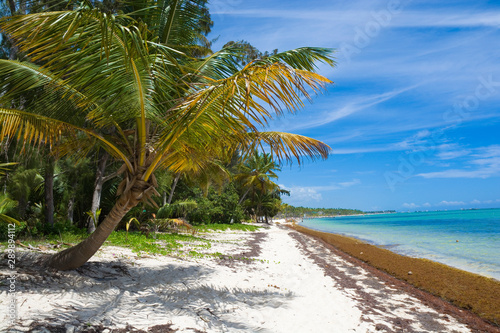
[106,230,211,257]
[0,231,88,249]
[0,222,261,260]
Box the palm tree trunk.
[7,0,16,15]
[18,196,27,220]
[44,157,55,227]
[87,153,109,233]
[167,173,180,205]
[46,192,137,270]
[67,196,75,223]
[7,0,20,60]
[238,187,252,205]
[67,177,78,224]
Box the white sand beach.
[0,223,484,332]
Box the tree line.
[279,205,364,218]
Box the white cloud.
[417,145,500,179]
[437,200,466,206]
[281,178,361,202]
[394,129,440,151]
[436,144,471,160]
[391,11,500,28]
[402,203,419,209]
[470,199,481,204]
[418,169,491,179]
[422,202,432,207]
[331,146,396,155]
[339,179,361,188]
[285,84,421,131]
[281,185,323,202]
[211,6,500,29]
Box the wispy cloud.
[402,202,419,209]
[418,145,500,179]
[391,11,500,28]
[331,146,396,155]
[401,198,498,209]
[280,185,323,202]
[338,179,361,187]
[437,200,466,206]
[211,6,500,28]
[286,84,421,131]
[281,178,361,202]
[436,144,471,160]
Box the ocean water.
[301,209,500,281]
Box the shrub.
[188,184,245,225]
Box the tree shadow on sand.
[2,252,292,332]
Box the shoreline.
[298,213,500,282]
[299,222,500,282]
[1,224,499,332]
[290,223,500,327]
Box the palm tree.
[0,1,334,270]
[235,151,281,206]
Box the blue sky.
[209,0,500,212]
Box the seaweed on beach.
[291,224,500,328]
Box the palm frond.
[0,107,133,170]
[145,61,332,178]
[0,162,18,177]
[245,131,331,163]
[252,47,336,71]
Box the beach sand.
[1,223,498,333]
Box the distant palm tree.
[0,1,334,270]
[235,151,281,206]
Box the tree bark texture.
[46,165,158,270]
[45,193,137,270]
[238,187,252,205]
[67,196,74,223]
[44,157,55,227]
[7,0,16,15]
[87,153,109,233]
[167,173,181,205]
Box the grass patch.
[0,231,87,249]
[194,223,261,233]
[106,231,211,256]
[292,224,500,327]
[0,223,260,259]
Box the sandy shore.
[1,223,498,333]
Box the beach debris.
[408,271,413,275]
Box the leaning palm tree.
[0,1,334,270]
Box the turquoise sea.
[301,209,500,281]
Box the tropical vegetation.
[0,0,335,270]
[279,205,364,218]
